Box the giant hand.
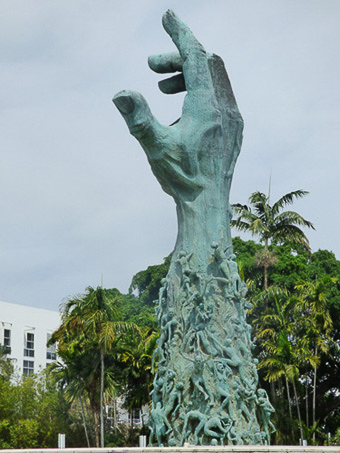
[113,10,243,260]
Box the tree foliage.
[232,190,314,292]
[233,235,340,444]
[231,190,314,249]
[49,286,141,447]
[129,255,171,306]
[0,370,86,448]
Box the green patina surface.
[113,10,274,447]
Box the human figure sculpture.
[183,353,214,406]
[177,251,194,277]
[156,278,168,322]
[164,381,184,423]
[182,301,212,353]
[150,368,165,405]
[233,377,255,430]
[214,361,234,419]
[156,309,178,362]
[149,402,172,446]
[181,410,207,445]
[227,254,243,297]
[256,389,276,442]
[113,9,273,446]
[210,243,242,298]
[204,412,232,443]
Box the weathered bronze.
[113,10,274,446]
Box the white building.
[0,300,145,426]
[106,397,146,427]
[0,300,60,376]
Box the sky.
[1,0,339,312]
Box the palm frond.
[231,203,250,214]
[230,219,252,231]
[274,210,315,229]
[272,190,310,216]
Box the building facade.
[0,300,148,427]
[0,300,60,376]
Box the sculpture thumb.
[113,90,159,142]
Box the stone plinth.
[1,446,339,453]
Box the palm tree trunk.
[93,407,100,447]
[306,376,309,428]
[270,381,276,404]
[79,395,91,447]
[85,397,95,443]
[100,348,105,447]
[264,237,269,309]
[113,397,117,435]
[313,345,318,443]
[130,408,134,430]
[278,377,284,396]
[130,409,134,445]
[285,376,294,441]
[285,376,293,419]
[292,378,304,442]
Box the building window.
[46,333,56,361]
[24,332,35,357]
[3,329,11,354]
[23,360,34,376]
[129,409,141,423]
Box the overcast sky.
[1,0,339,312]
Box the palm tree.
[295,276,336,441]
[120,327,158,414]
[255,290,317,443]
[51,286,138,447]
[48,351,94,447]
[231,190,314,290]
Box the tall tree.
[50,286,138,447]
[48,349,95,446]
[255,292,317,443]
[120,326,158,411]
[295,276,336,441]
[231,190,314,290]
[233,236,340,443]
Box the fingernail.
[112,95,135,115]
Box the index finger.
[162,10,213,94]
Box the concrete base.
[0,446,339,453]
